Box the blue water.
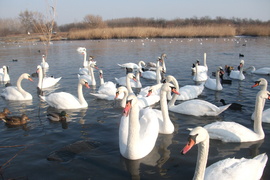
[0,37,270,179]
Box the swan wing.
[1,86,32,100]
[177,84,204,100]
[205,153,268,180]
[42,77,61,88]
[204,121,261,142]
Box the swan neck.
[160,87,170,124]
[126,76,133,94]
[127,100,140,158]
[100,76,104,85]
[203,53,207,67]
[168,77,179,107]
[121,89,128,108]
[38,68,43,88]
[253,90,265,137]
[83,52,87,67]
[193,137,209,180]
[156,68,161,84]
[77,81,87,106]
[16,74,27,96]
[89,66,96,85]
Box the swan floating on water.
[40,78,90,109]
[181,126,268,180]
[1,73,33,101]
[204,89,270,142]
[36,65,61,89]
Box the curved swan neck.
[253,90,266,137]
[16,74,28,97]
[167,76,179,107]
[216,70,221,89]
[193,137,209,180]
[77,81,87,105]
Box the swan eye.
[188,134,198,144]
[162,79,166,83]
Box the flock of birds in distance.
[1,46,270,179]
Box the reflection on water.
[0,38,270,179]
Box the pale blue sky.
[1,0,270,25]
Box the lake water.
[0,37,270,180]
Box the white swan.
[115,71,139,89]
[152,82,180,134]
[204,89,270,142]
[1,73,33,101]
[191,53,208,73]
[40,78,90,109]
[193,60,208,82]
[0,66,10,82]
[115,86,129,108]
[40,55,49,69]
[181,126,268,180]
[36,65,61,89]
[230,60,245,80]
[166,75,204,101]
[142,54,166,81]
[204,67,223,91]
[117,60,145,70]
[90,69,118,100]
[77,47,96,75]
[245,66,270,75]
[119,94,159,160]
[251,78,270,123]
[78,63,98,86]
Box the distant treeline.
[1,11,270,38]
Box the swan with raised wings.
[119,94,159,160]
[204,89,270,142]
[40,55,49,69]
[0,66,10,82]
[36,65,61,89]
[40,78,90,109]
[181,126,268,180]
[204,67,223,91]
[230,60,245,80]
[1,73,33,101]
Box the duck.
[204,89,270,142]
[181,126,268,180]
[1,73,33,101]
[40,55,49,69]
[36,65,61,90]
[119,94,159,160]
[47,111,69,122]
[165,75,204,101]
[229,60,245,80]
[40,78,90,109]
[90,69,118,100]
[204,67,223,91]
[251,78,270,123]
[0,108,11,119]
[220,99,243,110]
[2,114,30,125]
[0,66,10,82]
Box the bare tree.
[84,14,107,28]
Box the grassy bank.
[68,24,270,40]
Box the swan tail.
[218,104,231,114]
[39,95,46,101]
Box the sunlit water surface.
[0,37,270,179]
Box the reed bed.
[68,25,238,40]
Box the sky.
[0,0,270,25]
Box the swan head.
[22,73,33,82]
[77,47,86,54]
[115,86,127,99]
[161,82,180,95]
[181,127,209,155]
[123,94,137,117]
[240,59,245,65]
[252,78,268,88]
[126,73,137,82]
[36,65,42,73]
[99,70,103,79]
[79,79,90,89]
